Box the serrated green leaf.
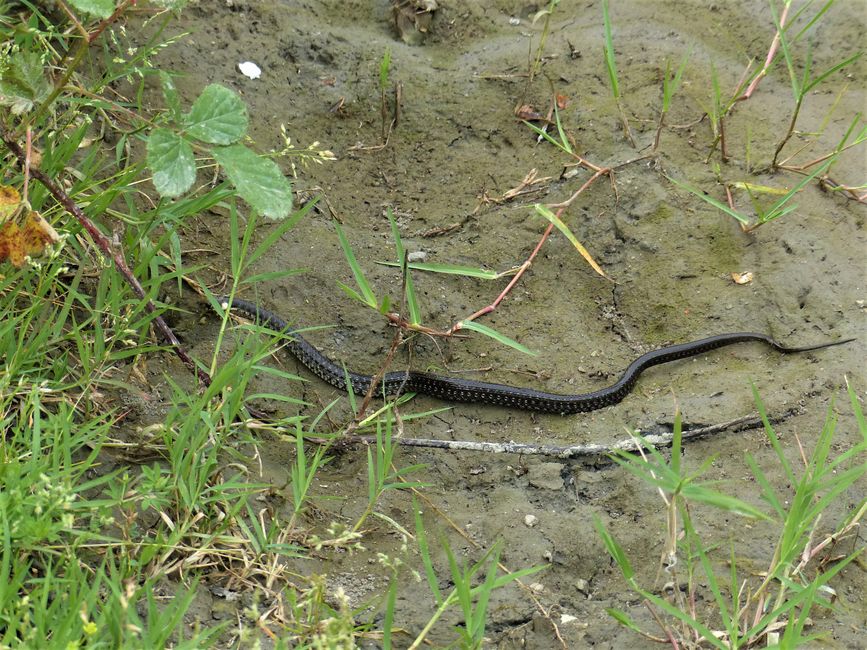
[0,51,51,114]
[185,84,248,145]
[146,128,195,198]
[68,0,114,18]
[160,71,181,121]
[212,144,292,219]
[457,320,536,356]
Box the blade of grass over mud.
[593,515,634,581]
[334,221,377,308]
[242,268,307,286]
[762,157,835,222]
[662,49,690,113]
[382,578,398,650]
[523,120,573,155]
[378,260,504,280]
[552,104,573,154]
[457,320,536,356]
[666,176,750,225]
[602,0,620,100]
[534,204,610,279]
[414,497,442,604]
[245,198,316,269]
[386,209,420,325]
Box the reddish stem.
[739,3,790,101]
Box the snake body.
[220,297,853,415]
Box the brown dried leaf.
[0,210,60,267]
[0,184,21,223]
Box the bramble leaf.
[0,52,51,114]
[212,144,292,219]
[185,84,248,145]
[68,0,114,18]
[147,128,196,198]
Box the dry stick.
[2,132,211,386]
[338,413,784,460]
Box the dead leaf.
[0,210,60,267]
[0,184,21,223]
[731,271,754,285]
[515,104,546,121]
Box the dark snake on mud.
[219,296,853,415]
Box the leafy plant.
[596,384,866,647]
[146,79,293,218]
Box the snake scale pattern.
[219,296,853,415]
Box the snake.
[219,296,854,415]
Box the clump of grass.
[653,49,690,151]
[602,0,636,147]
[596,384,865,647]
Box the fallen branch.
[338,411,794,460]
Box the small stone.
[524,514,538,527]
[527,462,565,490]
[529,582,544,593]
[407,250,427,262]
[574,578,590,595]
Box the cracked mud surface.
[132,2,864,647]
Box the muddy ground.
[135,1,864,647]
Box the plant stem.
[772,97,803,168]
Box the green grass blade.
[412,496,440,606]
[534,204,609,278]
[593,515,634,581]
[667,175,751,225]
[803,51,862,94]
[523,120,573,155]
[766,157,835,219]
[602,0,620,99]
[605,608,647,635]
[552,104,573,154]
[663,49,691,112]
[382,577,398,650]
[387,209,421,325]
[334,221,377,308]
[770,0,800,99]
[457,320,536,356]
[246,199,315,268]
[377,260,503,280]
[753,383,796,484]
[745,453,785,519]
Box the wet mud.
[136,1,864,647]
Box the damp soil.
[131,1,864,647]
